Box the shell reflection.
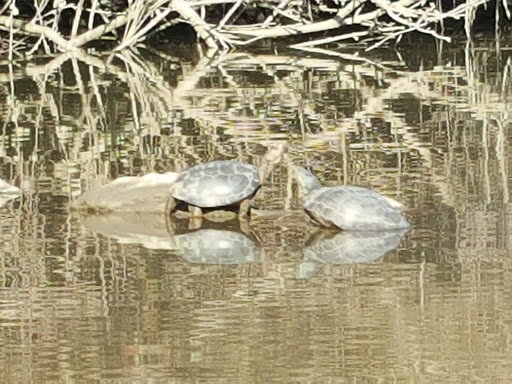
[170,229,260,264]
[78,212,261,265]
[297,229,408,278]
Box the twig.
[222,0,370,38]
[71,13,131,48]
[218,0,243,29]
[0,0,12,16]
[116,7,172,51]
[261,0,303,27]
[0,0,502,53]
[293,45,390,70]
[170,0,219,49]
[371,0,450,41]
[88,0,99,30]
[291,30,371,49]
[72,0,85,38]
[0,15,74,51]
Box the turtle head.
[294,167,322,194]
[259,142,287,180]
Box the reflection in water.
[79,212,260,264]
[2,42,512,382]
[169,229,260,264]
[0,179,21,207]
[297,229,408,278]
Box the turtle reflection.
[170,228,260,264]
[77,212,261,265]
[297,229,408,279]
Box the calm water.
[1,37,512,382]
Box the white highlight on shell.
[211,184,234,197]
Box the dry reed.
[0,0,507,53]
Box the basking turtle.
[167,143,286,218]
[295,167,410,231]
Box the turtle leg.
[189,205,203,229]
[238,199,252,235]
[165,196,177,235]
[189,218,202,230]
[165,216,176,236]
[189,205,203,217]
[238,199,251,220]
[239,219,251,236]
[166,196,177,215]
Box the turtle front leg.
[189,205,203,217]
[238,199,251,220]
[238,199,252,234]
[166,196,177,215]
[189,205,203,229]
[165,196,177,236]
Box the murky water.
[1,37,512,382]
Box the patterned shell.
[175,229,260,264]
[170,160,261,207]
[302,185,410,231]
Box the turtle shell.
[302,185,410,231]
[170,160,261,208]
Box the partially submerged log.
[72,172,179,214]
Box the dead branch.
[0,0,506,53]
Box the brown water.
[1,37,512,382]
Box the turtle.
[295,167,410,231]
[166,143,286,218]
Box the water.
[1,36,512,382]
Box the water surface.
[1,37,512,382]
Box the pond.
[1,36,512,382]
